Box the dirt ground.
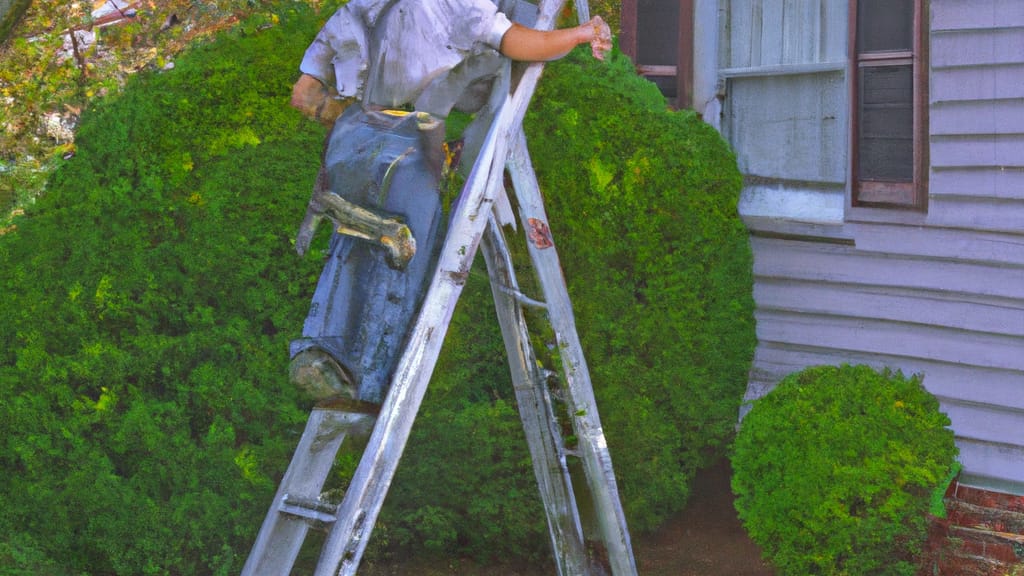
[362,458,774,575]
[634,459,773,576]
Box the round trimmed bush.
[731,364,958,576]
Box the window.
[620,0,694,108]
[852,0,928,209]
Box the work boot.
[289,348,356,401]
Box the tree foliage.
[0,4,755,573]
[731,364,959,576]
[0,0,282,214]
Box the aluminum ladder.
[241,1,637,574]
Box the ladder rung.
[514,292,547,309]
[279,494,338,525]
[495,283,547,309]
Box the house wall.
[722,0,1024,494]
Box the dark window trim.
[620,0,638,64]
[619,0,694,109]
[849,0,929,211]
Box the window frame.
[849,0,929,210]
[620,0,695,109]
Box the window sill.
[720,61,846,79]
[845,204,929,226]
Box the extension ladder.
[242,1,637,574]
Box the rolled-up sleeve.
[441,0,514,50]
[485,11,513,49]
[299,29,337,87]
[299,7,371,97]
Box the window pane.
[637,0,679,66]
[858,64,913,182]
[729,72,847,184]
[857,0,913,53]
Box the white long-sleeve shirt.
[299,0,514,109]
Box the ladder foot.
[290,347,357,401]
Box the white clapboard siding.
[723,0,1024,492]
[931,134,1024,169]
[931,27,1024,68]
[755,279,1024,337]
[932,0,1024,30]
[956,439,1024,488]
[748,343,1024,412]
[750,237,1024,301]
[931,100,1024,136]
[931,65,1024,103]
[931,167,1024,200]
[850,222,1024,266]
[943,402,1024,449]
[928,3,1024,238]
[925,195,1024,234]
[755,310,1024,373]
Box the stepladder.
[242,1,637,574]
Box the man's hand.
[291,74,352,127]
[588,16,612,61]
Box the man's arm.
[499,15,612,62]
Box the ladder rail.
[242,410,373,576]
[481,212,589,576]
[507,129,639,575]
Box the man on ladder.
[243,1,634,574]
[287,0,610,406]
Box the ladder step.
[279,495,339,525]
[495,283,548,309]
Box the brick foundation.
[921,477,1024,576]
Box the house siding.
[733,0,1024,494]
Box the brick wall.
[922,478,1024,576]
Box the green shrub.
[731,364,959,576]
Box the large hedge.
[0,4,754,573]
